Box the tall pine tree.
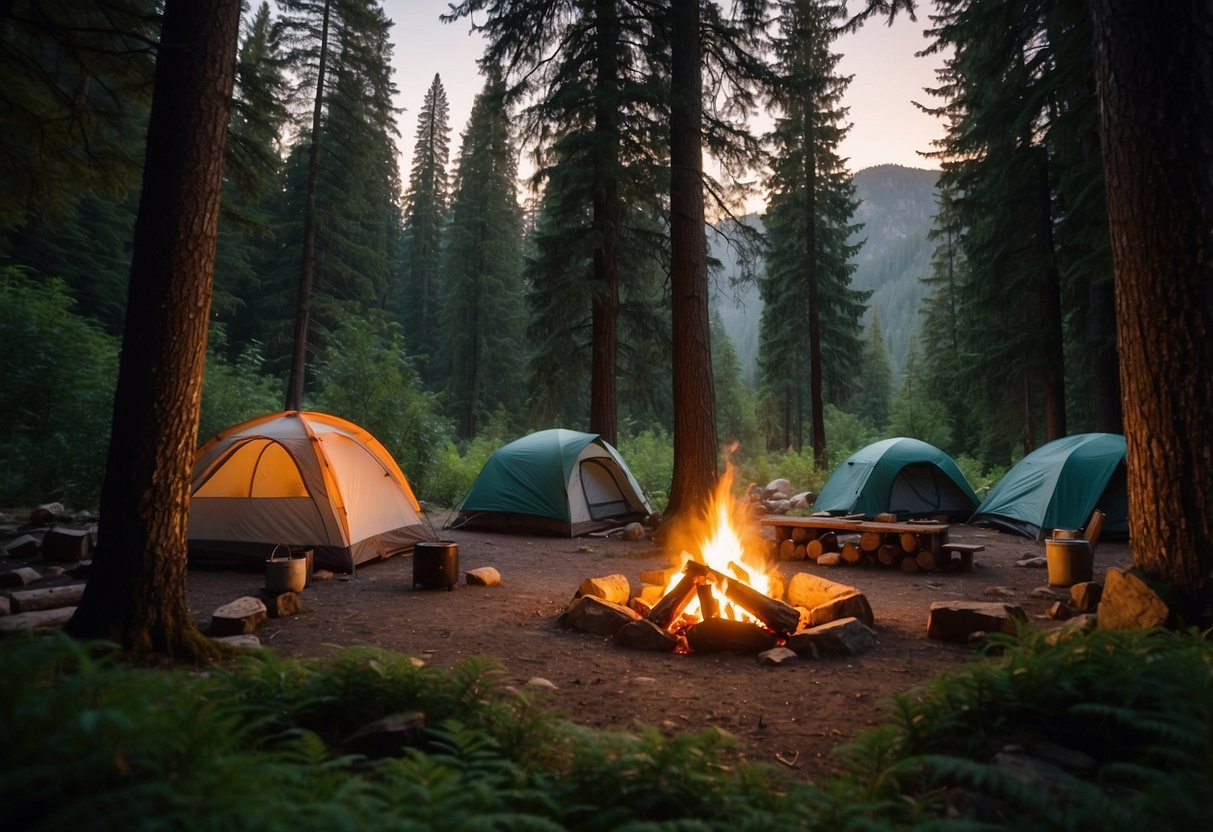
[759,0,866,466]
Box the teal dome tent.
[450,429,652,536]
[970,433,1128,540]
[814,437,978,521]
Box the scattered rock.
[0,596,10,616]
[1070,581,1102,613]
[926,601,1026,643]
[527,677,558,691]
[788,491,815,510]
[1098,567,1171,630]
[786,617,876,658]
[1046,600,1074,620]
[1030,586,1067,600]
[210,596,267,637]
[3,534,41,559]
[211,634,261,649]
[763,478,793,500]
[1043,614,1097,644]
[614,618,679,651]
[758,646,799,666]
[562,594,640,637]
[983,586,1016,598]
[342,712,426,759]
[465,567,501,586]
[312,569,335,581]
[0,606,76,634]
[816,552,842,566]
[1015,556,1047,568]
[622,522,646,541]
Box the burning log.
[696,583,719,620]
[646,568,703,629]
[686,617,777,654]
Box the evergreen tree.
[213,1,291,360]
[400,73,451,376]
[439,71,527,439]
[888,339,950,448]
[275,0,403,404]
[851,312,893,431]
[759,0,867,466]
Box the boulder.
[3,534,41,559]
[763,478,793,500]
[562,594,640,637]
[786,617,876,657]
[926,601,1026,643]
[465,566,501,586]
[210,596,267,637]
[614,619,679,652]
[1097,567,1171,630]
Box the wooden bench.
[939,542,984,572]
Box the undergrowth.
[1,627,1210,831]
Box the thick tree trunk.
[1091,0,1213,621]
[1029,146,1067,441]
[804,120,826,468]
[66,0,241,660]
[664,0,717,521]
[589,0,620,445]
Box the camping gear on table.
[189,411,433,573]
[450,428,652,536]
[813,437,978,521]
[970,433,1127,540]
[413,541,459,590]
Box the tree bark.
[664,0,718,521]
[804,114,826,468]
[285,0,332,412]
[66,0,241,660]
[589,0,621,444]
[1091,0,1213,621]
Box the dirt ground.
[184,517,1133,779]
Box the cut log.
[915,550,939,571]
[899,533,921,554]
[873,512,898,523]
[685,617,777,654]
[859,531,883,552]
[579,573,631,605]
[806,538,824,560]
[727,561,751,585]
[639,566,678,586]
[40,528,91,563]
[646,569,703,630]
[778,539,797,561]
[791,526,810,544]
[793,543,807,560]
[696,583,718,620]
[9,583,87,613]
[877,543,901,567]
[818,531,838,552]
[841,540,864,565]
[900,556,922,574]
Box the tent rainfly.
[450,428,652,536]
[813,437,979,521]
[970,432,1128,540]
[188,411,432,573]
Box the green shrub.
[198,329,283,442]
[0,269,117,507]
[616,427,674,512]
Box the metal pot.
[413,541,459,591]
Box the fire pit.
[562,465,875,656]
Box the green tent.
[814,437,978,520]
[450,429,652,536]
[970,432,1128,540]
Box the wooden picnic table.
[760,514,977,573]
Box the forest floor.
[183,515,1133,781]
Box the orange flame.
[661,461,774,625]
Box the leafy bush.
[953,454,1006,501]
[309,313,453,496]
[616,427,674,512]
[422,413,510,508]
[198,329,284,442]
[0,269,117,507]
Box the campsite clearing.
[180,516,1133,779]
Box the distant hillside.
[710,164,939,381]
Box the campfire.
[564,464,823,655]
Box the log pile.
[765,516,979,574]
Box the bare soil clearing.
[185,520,1130,779]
